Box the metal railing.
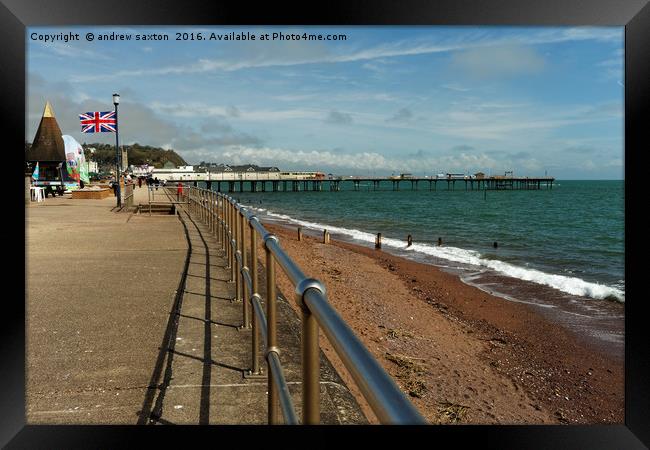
[146,183,190,215]
[186,186,426,425]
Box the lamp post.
[113,93,121,207]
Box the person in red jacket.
[177,182,184,201]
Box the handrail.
[187,186,426,425]
[147,184,191,215]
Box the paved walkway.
[26,186,366,424]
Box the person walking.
[177,182,183,201]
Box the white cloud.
[148,101,323,122]
[33,41,111,60]
[450,44,546,78]
[442,83,470,92]
[68,27,622,81]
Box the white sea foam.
[245,205,625,302]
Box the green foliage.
[78,142,187,168]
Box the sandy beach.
[263,223,624,425]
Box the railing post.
[230,199,234,261]
[213,191,217,235]
[226,199,231,269]
[207,189,211,230]
[217,192,225,250]
[224,197,229,262]
[212,190,216,235]
[210,190,215,234]
[221,194,226,250]
[234,205,242,303]
[224,195,228,251]
[250,221,261,375]
[230,200,236,283]
[265,240,279,424]
[301,297,320,424]
[240,207,249,327]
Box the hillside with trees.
[84,143,187,168]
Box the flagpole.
[113,93,121,208]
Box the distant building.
[152,165,198,181]
[130,164,154,177]
[446,173,466,179]
[87,160,99,173]
[474,172,485,179]
[25,101,66,169]
[25,101,69,190]
[257,166,280,172]
[25,101,88,193]
[209,164,280,173]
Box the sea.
[207,179,625,357]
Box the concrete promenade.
[25,186,366,424]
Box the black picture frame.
[5,0,648,447]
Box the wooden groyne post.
[375,233,382,249]
[323,229,330,244]
[298,227,303,241]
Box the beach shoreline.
[263,222,624,424]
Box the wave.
[245,205,625,303]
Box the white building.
[86,160,99,173]
[130,164,155,177]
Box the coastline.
[263,222,624,424]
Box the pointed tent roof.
[26,101,66,162]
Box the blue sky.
[27,26,624,178]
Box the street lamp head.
[112,93,120,105]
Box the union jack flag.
[79,111,117,133]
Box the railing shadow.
[183,212,213,425]
[138,193,218,425]
[136,210,192,425]
[177,312,240,329]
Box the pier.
[159,176,554,193]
